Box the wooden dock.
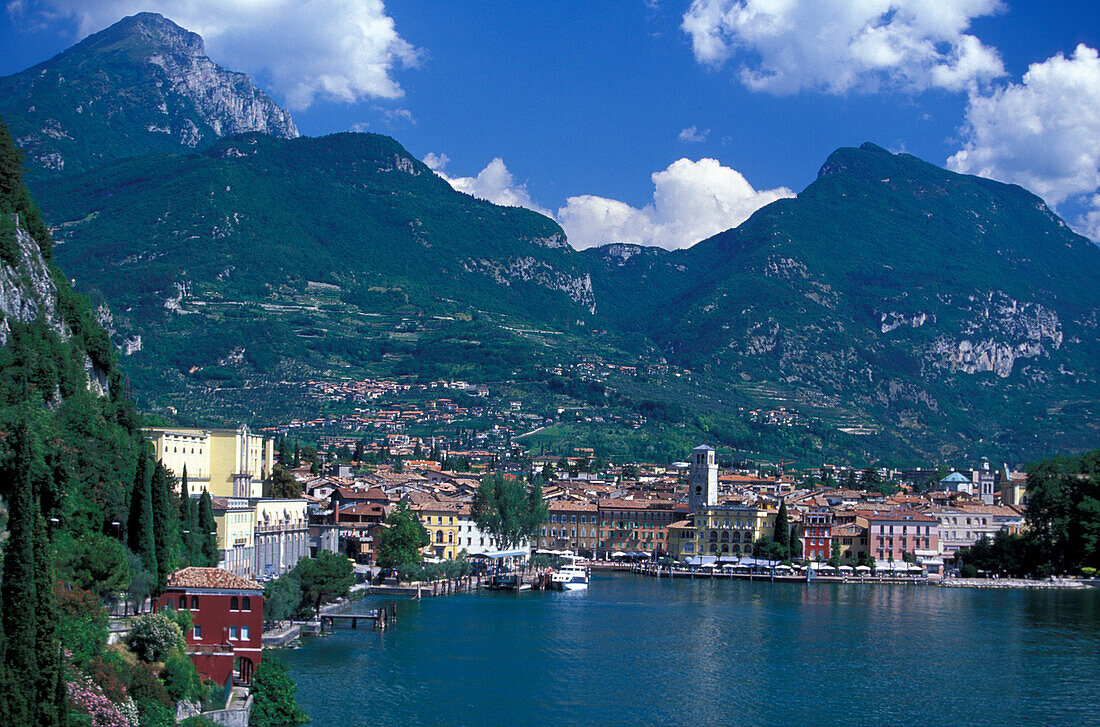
[320,602,399,630]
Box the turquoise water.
[281,573,1100,726]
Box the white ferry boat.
[550,564,589,591]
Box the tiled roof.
[166,567,262,592]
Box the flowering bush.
[125,612,183,663]
[84,653,130,703]
[68,674,131,727]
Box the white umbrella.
[839,565,854,571]
[611,551,627,558]
[855,565,871,571]
[775,564,793,570]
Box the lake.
[280,572,1100,726]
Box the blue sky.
[1,1,1097,248]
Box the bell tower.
[688,445,717,513]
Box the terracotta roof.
[166,567,262,592]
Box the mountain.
[595,143,1100,457]
[5,15,1098,464]
[38,131,595,401]
[0,12,297,177]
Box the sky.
[1,1,1098,249]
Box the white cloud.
[557,157,794,250]
[679,125,710,143]
[433,157,553,217]
[948,44,1100,241]
[13,0,419,110]
[681,0,1005,95]
[349,121,370,133]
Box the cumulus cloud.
[432,157,553,217]
[557,157,794,250]
[681,0,1005,95]
[679,125,710,143]
[948,44,1100,241]
[11,0,419,110]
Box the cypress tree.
[128,442,157,577]
[2,418,38,724]
[293,441,301,467]
[150,460,175,595]
[774,498,790,557]
[197,489,218,567]
[33,513,62,727]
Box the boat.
[550,564,589,591]
[488,573,531,591]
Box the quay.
[630,562,930,585]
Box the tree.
[789,523,803,560]
[128,442,157,578]
[541,462,557,481]
[471,474,546,552]
[296,552,354,614]
[773,499,790,557]
[59,531,132,598]
[250,657,309,727]
[150,460,178,595]
[375,503,429,573]
[752,536,786,564]
[270,464,302,499]
[827,542,843,569]
[1025,450,1100,573]
[197,489,218,567]
[263,570,303,622]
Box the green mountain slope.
[625,143,1100,457]
[39,131,595,401]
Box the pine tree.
[774,498,790,557]
[150,460,176,594]
[197,489,218,567]
[127,442,157,577]
[293,441,300,467]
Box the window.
[242,596,251,611]
[191,596,199,610]
[178,595,187,610]
[241,626,250,641]
[571,515,577,523]
[229,626,239,640]
[231,596,239,611]
[193,625,202,640]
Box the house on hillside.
[158,567,263,688]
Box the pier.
[320,602,399,630]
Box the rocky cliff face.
[0,12,297,176]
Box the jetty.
[320,602,399,630]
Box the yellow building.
[210,497,256,578]
[667,504,777,561]
[407,493,462,560]
[145,425,275,498]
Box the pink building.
[856,509,939,563]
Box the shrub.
[250,657,309,727]
[67,674,131,727]
[136,699,175,727]
[55,582,110,665]
[128,663,171,708]
[162,647,202,702]
[126,612,183,663]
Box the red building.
[158,567,264,687]
[803,507,833,561]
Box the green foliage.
[197,490,218,567]
[296,551,354,615]
[125,612,183,663]
[1024,450,1100,573]
[375,502,429,573]
[162,647,202,702]
[773,500,790,555]
[250,656,309,727]
[150,461,179,595]
[127,444,157,580]
[54,583,108,665]
[263,569,303,622]
[58,532,131,598]
[270,464,302,499]
[471,474,547,552]
[753,536,787,564]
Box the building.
[455,504,529,556]
[803,507,834,561]
[407,493,464,560]
[831,522,869,564]
[667,503,777,561]
[210,498,255,578]
[538,501,599,555]
[977,457,996,505]
[687,445,717,513]
[856,509,939,564]
[158,568,263,687]
[252,498,310,578]
[145,425,275,498]
[927,504,1025,557]
[597,498,677,558]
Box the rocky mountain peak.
[0,12,297,176]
